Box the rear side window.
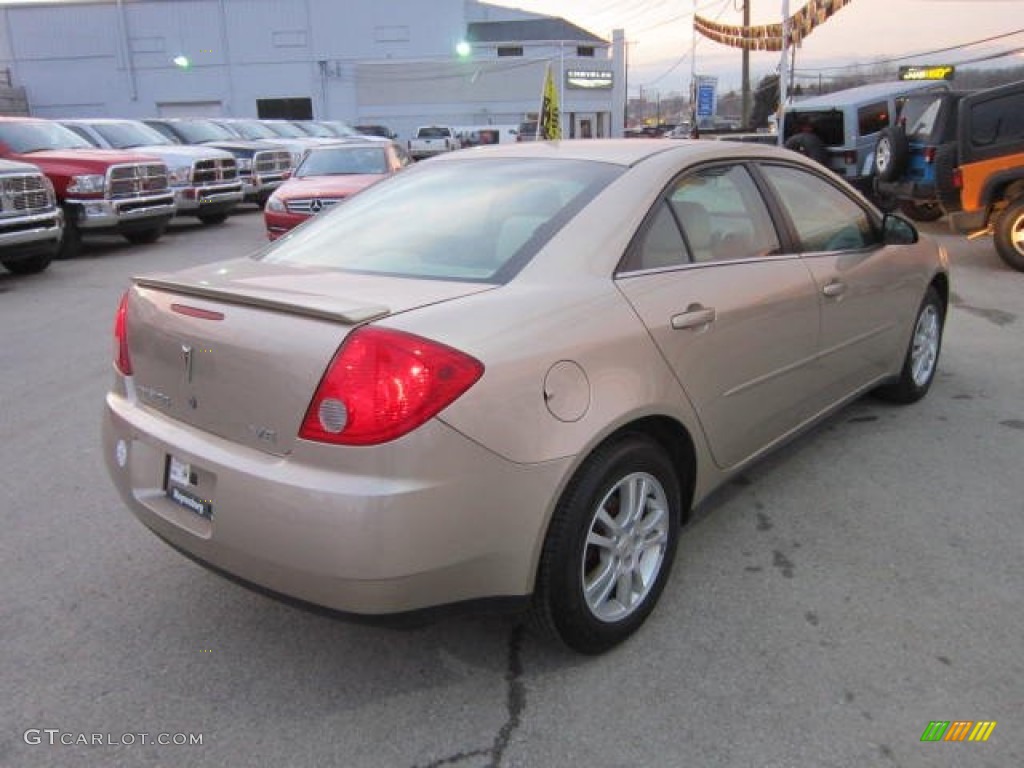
[857,101,890,137]
[970,92,1024,149]
[760,164,877,252]
[621,164,780,271]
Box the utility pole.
[741,0,750,130]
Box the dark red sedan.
[264,141,410,239]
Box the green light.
[173,55,191,69]
[455,41,471,58]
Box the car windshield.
[295,122,334,138]
[265,122,306,138]
[94,122,172,148]
[258,158,622,282]
[228,121,277,140]
[171,121,237,143]
[0,121,94,152]
[297,146,388,177]
[321,122,359,138]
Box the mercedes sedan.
[103,140,949,653]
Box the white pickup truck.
[408,126,460,160]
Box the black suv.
[874,79,1024,271]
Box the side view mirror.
[881,212,918,245]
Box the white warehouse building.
[0,0,626,141]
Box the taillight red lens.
[114,291,132,375]
[299,327,484,445]
[924,146,937,164]
[953,168,963,189]
[844,151,856,165]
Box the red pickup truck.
[0,117,176,258]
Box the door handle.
[822,280,847,298]
[671,306,716,331]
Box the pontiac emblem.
[182,344,193,383]
[310,198,323,213]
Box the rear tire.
[529,436,681,654]
[2,252,52,275]
[123,225,166,245]
[875,286,944,403]
[994,197,1024,272]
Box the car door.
[616,162,821,470]
[755,162,919,402]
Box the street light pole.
[742,0,750,129]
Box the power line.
[793,26,1024,73]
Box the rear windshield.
[417,127,451,139]
[899,96,945,141]
[783,110,844,146]
[257,158,622,282]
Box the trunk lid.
[127,258,494,455]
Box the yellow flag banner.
[695,0,852,51]
[539,63,562,140]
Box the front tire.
[198,212,229,226]
[876,286,944,403]
[529,436,681,654]
[2,252,52,275]
[994,197,1024,272]
[56,220,81,260]
[123,225,166,245]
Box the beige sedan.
[103,140,949,653]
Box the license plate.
[166,455,213,520]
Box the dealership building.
[0,0,626,141]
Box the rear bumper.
[103,388,568,614]
[875,179,937,202]
[948,209,987,233]
[0,208,63,257]
[66,193,176,230]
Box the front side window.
[760,164,877,252]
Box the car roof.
[428,137,794,167]
[787,80,947,110]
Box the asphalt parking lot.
[2,208,1021,768]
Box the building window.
[497,46,524,57]
[256,97,313,120]
[577,46,595,57]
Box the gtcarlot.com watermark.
[24,729,203,747]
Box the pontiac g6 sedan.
[103,140,949,654]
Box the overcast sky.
[490,0,1024,94]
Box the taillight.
[844,151,856,165]
[113,291,133,375]
[952,168,963,189]
[924,146,937,164]
[299,327,484,445]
